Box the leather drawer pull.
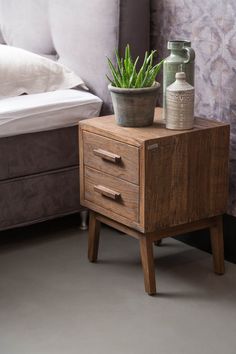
[93,148,121,163]
[94,185,121,200]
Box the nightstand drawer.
[84,167,139,222]
[83,131,139,185]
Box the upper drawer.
[82,131,139,185]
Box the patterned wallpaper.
[151,0,236,217]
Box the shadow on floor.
[176,214,236,264]
[0,214,81,252]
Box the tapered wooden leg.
[139,237,156,295]
[88,211,101,263]
[210,216,225,275]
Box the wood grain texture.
[210,216,225,274]
[96,213,143,239]
[88,211,101,262]
[79,109,230,233]
[84,166,139,223]
[144,126,230,232]
[79,109,229,294]
[79,125,85,203]
[82,199,144,232]
[83,131,139,184]
[86,213,225,295]
[95,214,220,242]
[94,185,121,200]
[149,216,220,241]
[79,108,229,147]
[93,148,121,163]
[139,237,156,295]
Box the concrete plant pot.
[108,82,160,127]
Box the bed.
[0,0,150,230]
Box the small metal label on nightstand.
[147,143,159,151]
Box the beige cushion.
[0,0,54,54]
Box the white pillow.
[0,45,85,98]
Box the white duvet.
[0,89,102,137]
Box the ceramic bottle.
[166,72,194,130]
[163,40,195,116]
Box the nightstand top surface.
[80,108,229,146]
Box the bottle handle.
[184,47,195,64]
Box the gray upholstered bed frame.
[0,0,150,230]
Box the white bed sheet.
[0,89,102,137]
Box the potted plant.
[107,44,163,127]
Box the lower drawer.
[84,167,139,222]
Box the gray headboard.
[0,0,151,114]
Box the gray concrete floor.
[0,221,236,354]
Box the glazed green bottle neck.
[170,49,186,56]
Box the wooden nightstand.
[79,108,230,295]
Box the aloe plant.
[107,44,163,89]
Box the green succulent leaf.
[106,75,116,86]
[107,45,163,88]
[128,56,139,87]
[107,57,122,87]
